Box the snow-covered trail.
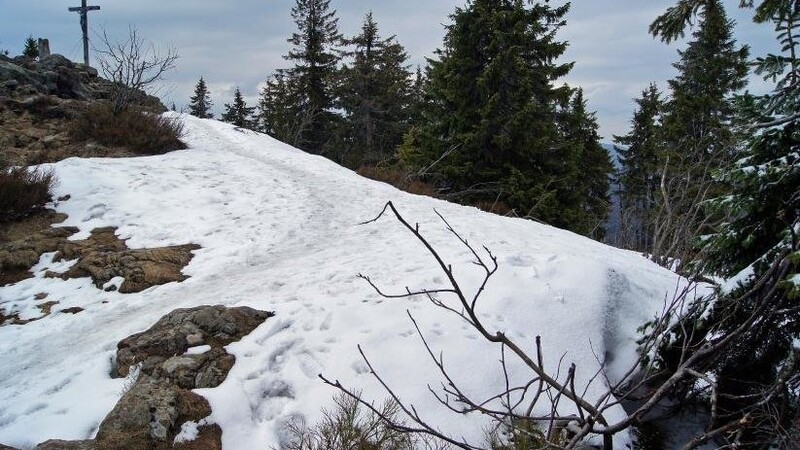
[0,115,687,449]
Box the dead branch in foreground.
[319,201,797,449]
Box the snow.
[174,419,205,444]
[185,345,212,355]
[0,114,696,448]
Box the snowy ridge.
[0,115,688,448]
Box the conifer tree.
[188,77,213,119]
[613,83,664,250]
[258,72,303,143]
[222,87,256,129]
[558,89,614,239]
[406,0,608,233]
[335,12,412,166]
[283,0,342,154]
[649,0,749,267]
[22,35,38,59]
[648,1,798,444]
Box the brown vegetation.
[356,165,439,198]
[0,164,56,223]
[69,102,186,156]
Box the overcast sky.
[0,0,779,140]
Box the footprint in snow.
[318,314,332,331]
[23,403,47,415]
[351,360,369,374]
[297,350,322,379]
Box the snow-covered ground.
[1,115,690,449]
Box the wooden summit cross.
[68,0,100,67]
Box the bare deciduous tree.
[94,25,178,113]
[319,202,798,449]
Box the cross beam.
[68,0,100,66]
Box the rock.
[185,333,204,346]
[55,227,200,293]
[34,440,96,450]
[0,211,74,286]
[34,292,48,300]
[0,53,168,165]
[32,306,270,449]
[115,305,273,379]
[61,307,84,314]
[0,443,22,450]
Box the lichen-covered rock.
[0,211,74,286]
[115,305,273,379]
[33,440,95,450]
[0,53,166,166]
[54,227,200,294]
[31,305,271,450]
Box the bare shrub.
[283,392,445,450]
[0,163,56,222]
[95,25,178,113]
[319,202,797,449]
[69,102,186,155]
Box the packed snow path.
[0,115,687,448]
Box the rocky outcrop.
[53,227,201,294]
[114,305,274,379]
[1,211,201,325]
[0,210,73,285]
[0,54,162,108]
[0,54,165,165]
[0,211,198,291]
[30,305,273,450]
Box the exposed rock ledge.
[4,305,274,450]
[1,210,200,325]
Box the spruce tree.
[702,3,799,441]
[258,72,303,142]
[407,0,601,232]
[22,35,38,59]
[613,83,664,250]
[335,12,412,166]
[222,87,256,129]
[283,0,342,154]
[558,89,614,239]
[188,77,213,119]
[649,0,749,268]
[648,1,798,444]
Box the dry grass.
[356,165,439,198]
[283,393,447,450]
[69,102,187,155]
[0,164,56,223]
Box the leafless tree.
[319,201,797,450]
[94,25,178,113]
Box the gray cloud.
[0,0,778,140]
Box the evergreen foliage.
[645,0,749,268]
[613,83,664,250]
[402,0,610,235]
[283,0,343,155]
[22,35,38,59]
[188,76,213,119]
[334,12,413,166]
[647,1,799,445]
[222,87,256,129]
[557,89,615,239]
[258,72,304,144]
[702,3,799,436]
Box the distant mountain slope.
[0,117,687,449]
